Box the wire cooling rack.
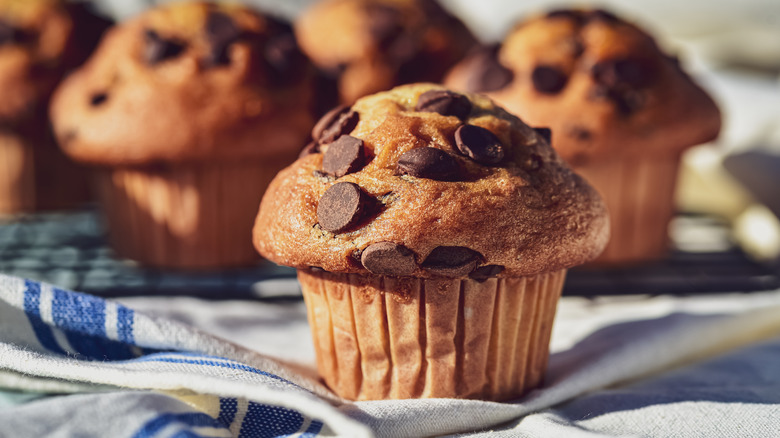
[0,209,777,300]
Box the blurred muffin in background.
[445,8,722,265]
[0,0,110,215]
[50,1,317,269]
[295,0,477,106]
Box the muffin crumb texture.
[254,84,609,278]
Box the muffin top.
[295,0,477,104]
[254,84,609,279]
[444,8,722,164]
[50,1,316,166]
[0,0,108,127]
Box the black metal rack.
[1,210,777,300]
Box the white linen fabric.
[3,273,780,437]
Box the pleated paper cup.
[95,158,289,269]
[298,268,567,401]
[574,154,681,265]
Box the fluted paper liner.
[574,155,681,265]
[96,159,288,269]
[298,269,567,401]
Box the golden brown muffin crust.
[254,84,609,278]
[50,1,315,166]
[444,9,722,163]
[295,0,477,104]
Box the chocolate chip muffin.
[0,0,110,214]
[445,9,721,265]
[295,0,477,105]
[50,1,316,269]
[254,84,608,401]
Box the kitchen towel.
[3,273,780,437]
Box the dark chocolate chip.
[532,65,568,94]
[422,246,483,277]
[533,127,552,144]
[525,154,543,171]
[454,124,505,165]
[469,265,505,282]
[299,141,320,158]
[317,182,370,233]
[264,32,303,80]
[415,90,472,120]
[591,58,655,88]
[397,147,459,181]
[90,93,108,107]
[0,19,30,45]
[568,126,592,141]
[203,11,242,66]
[311,105,360,144]
[361,242,417,276]
[590,84,646,116]
[464,45,514,93]
[322,135,366,177]
[144,29,186,65]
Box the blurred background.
[1,0,779,298]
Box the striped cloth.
[4,274,780,437]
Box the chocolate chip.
[533,127,552,144]
[422,246,483,277]
[322,135,366,177]
[464,45,513,93]
[90,93,108,107]
[361,242,417,276]
[264,32,303,80]
[415,90,472,120]
[454,125,504,165]
[0,20,29,45]
[203,12,241,66]
[299,141,319,158]
[144,29,186,65]
[568,126,592,141]
[532,66,568,94]
[317,182,370,233]
[525,154,543,171]
[312,106,360,144]
[591,58,655,88]
[469,265,505,282]
[397,147,459,181]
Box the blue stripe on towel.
[238,402,304,438]
[49,287,137,360]
[22,280,66,355]
[218,398,238,428]
[117,306,135,344]
[132,413,227,438]
[301,420,324,437]
[133,353,302,389]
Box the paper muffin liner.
[574,154,681,265]
[298,268,567,401]
[0,131,89,215]
[95,159,288,269]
